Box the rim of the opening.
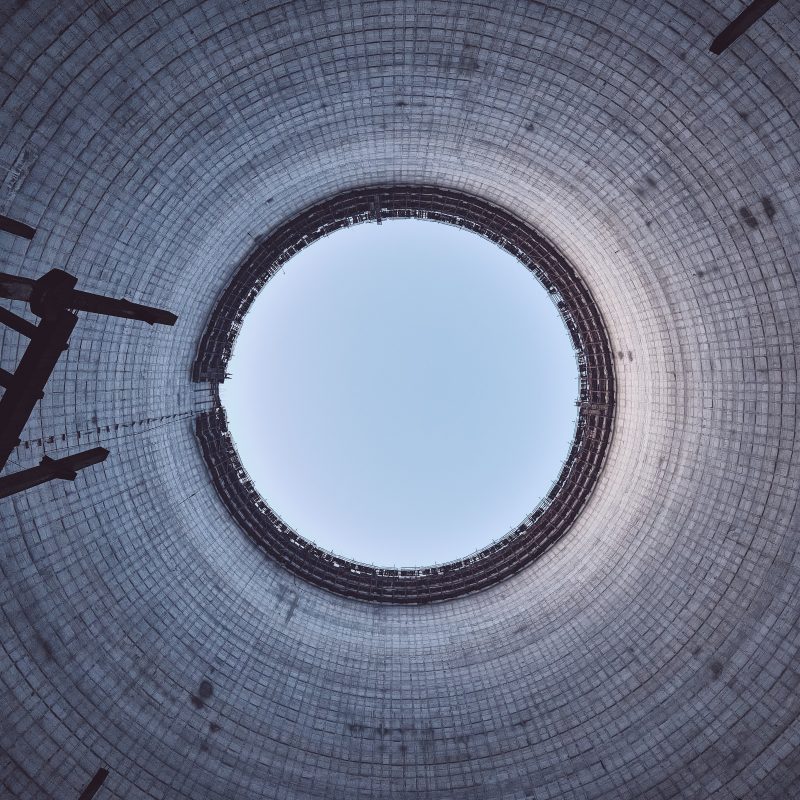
[193,185,615,604]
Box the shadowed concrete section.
[1,2,799,799]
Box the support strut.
[0,266,177,497]
[0,448,109,499]
[710,0,779,55]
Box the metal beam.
[710,0,779,54]
[0,272,36,302]
[77,767,109,800]
[0,307,77,471]
[0,266,177,497]
[0,305,38,338]
[0,448,109,499]
[0,214,36,240]
[0,269,177,325]
[67,287,177,325]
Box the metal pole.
[710,0,780,54]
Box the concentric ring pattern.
[1,2,799,799]
[195,185,615,603]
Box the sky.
[220,219,579,568]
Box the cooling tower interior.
[1,1,799,798]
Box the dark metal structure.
[0,214,36,240]
[76,767,109,800]
[0,267,177,497]
[710,0,779,54]
[194,185,615,603]
[0,269,178,327]
[0,448,110,499]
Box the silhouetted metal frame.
[0,268,177,496]
[193,186,615,604]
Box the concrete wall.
[1,1,799,798]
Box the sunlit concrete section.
[1,2,799,799]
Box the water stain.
[94,0,114,24]
[191,678,214,709]
[35,634,55,662]
[512,623,529,635]
[348,722,365,734]
[739,207,758,229]
[761,196,776,220]
[284,592,299,624]
[458,45,480,74]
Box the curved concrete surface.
[1,2,799,798]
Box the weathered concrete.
[1,2,799,798]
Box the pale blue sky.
[220,220,578,567]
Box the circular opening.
[219,220,579,567]
[194,185,614,603]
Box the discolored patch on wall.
[191,678,214,709]
[458,43,481,74]
[739,207,758,229]
[347,722,365,734]
[34,633,56,663]
[284,592,299,624]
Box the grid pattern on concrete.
[1,1,799,798]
